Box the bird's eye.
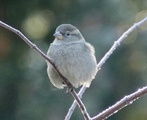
[66,32,71,37]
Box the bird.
[46,24,97,89]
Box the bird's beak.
[53,31,63,40]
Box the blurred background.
[0,0,147,120]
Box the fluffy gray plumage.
[47,24,97,89]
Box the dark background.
[0,0,147,120]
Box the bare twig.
[65,16,147,120]
[92,86,147,120]
[0,21,90,120]
[97,17,147,69]
[1,17,147,120]
[65,85,87,120]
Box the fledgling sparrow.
[47,24,97,89]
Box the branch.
[65,85,87,120]
[92,86,147,120]
[0,21,90,120]
[97,17,147,69]
[1,17,147,120]
[65,17,147,120]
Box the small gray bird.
[47,24,97,89]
